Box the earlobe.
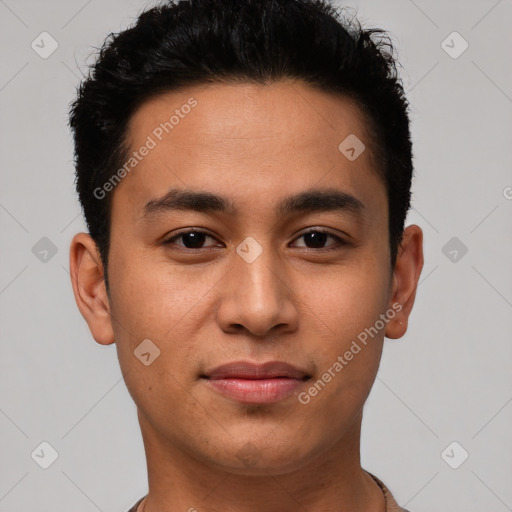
[69,233,114,345]
[385,224,424,340]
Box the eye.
[163,228,346,251]
[291,229,345,250]
[164,230,221,249]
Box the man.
[68,0,423,510]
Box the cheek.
[299,256,391,398]
[304,258,390,343]
[108,257,212,426]
[108,246,214,334]
[107,249,237,410]
[106,250,212,381]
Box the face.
[70,80,423,476]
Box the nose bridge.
[217,235,297,336]
[236,235,283,309]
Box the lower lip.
[205,378,306,404]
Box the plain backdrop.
[1,0,511,511]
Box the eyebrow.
[142,187,366,220]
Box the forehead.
[128,80,371,153]
[111,80,385,222]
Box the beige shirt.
[368,472,411,512]
[128,472,410,512]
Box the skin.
[70,80,423,512]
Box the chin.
[205,437,313,477]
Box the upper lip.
[204,361,310,380]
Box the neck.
[136,410,385,512]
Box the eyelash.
[163,229,347,252]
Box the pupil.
[182,232,205,248]
[305,232,327,248]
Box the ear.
[385,224,424,339]
[69,233,114,345]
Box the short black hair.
[69,0,413,290]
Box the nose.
[216,240,299,338]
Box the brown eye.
[292,230,345,250]
[165,230,220,249]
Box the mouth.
[201,360,311,404]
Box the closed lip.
[203,360,310,380]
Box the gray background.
[1,0,511,510]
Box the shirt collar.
[366,471,410,512]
